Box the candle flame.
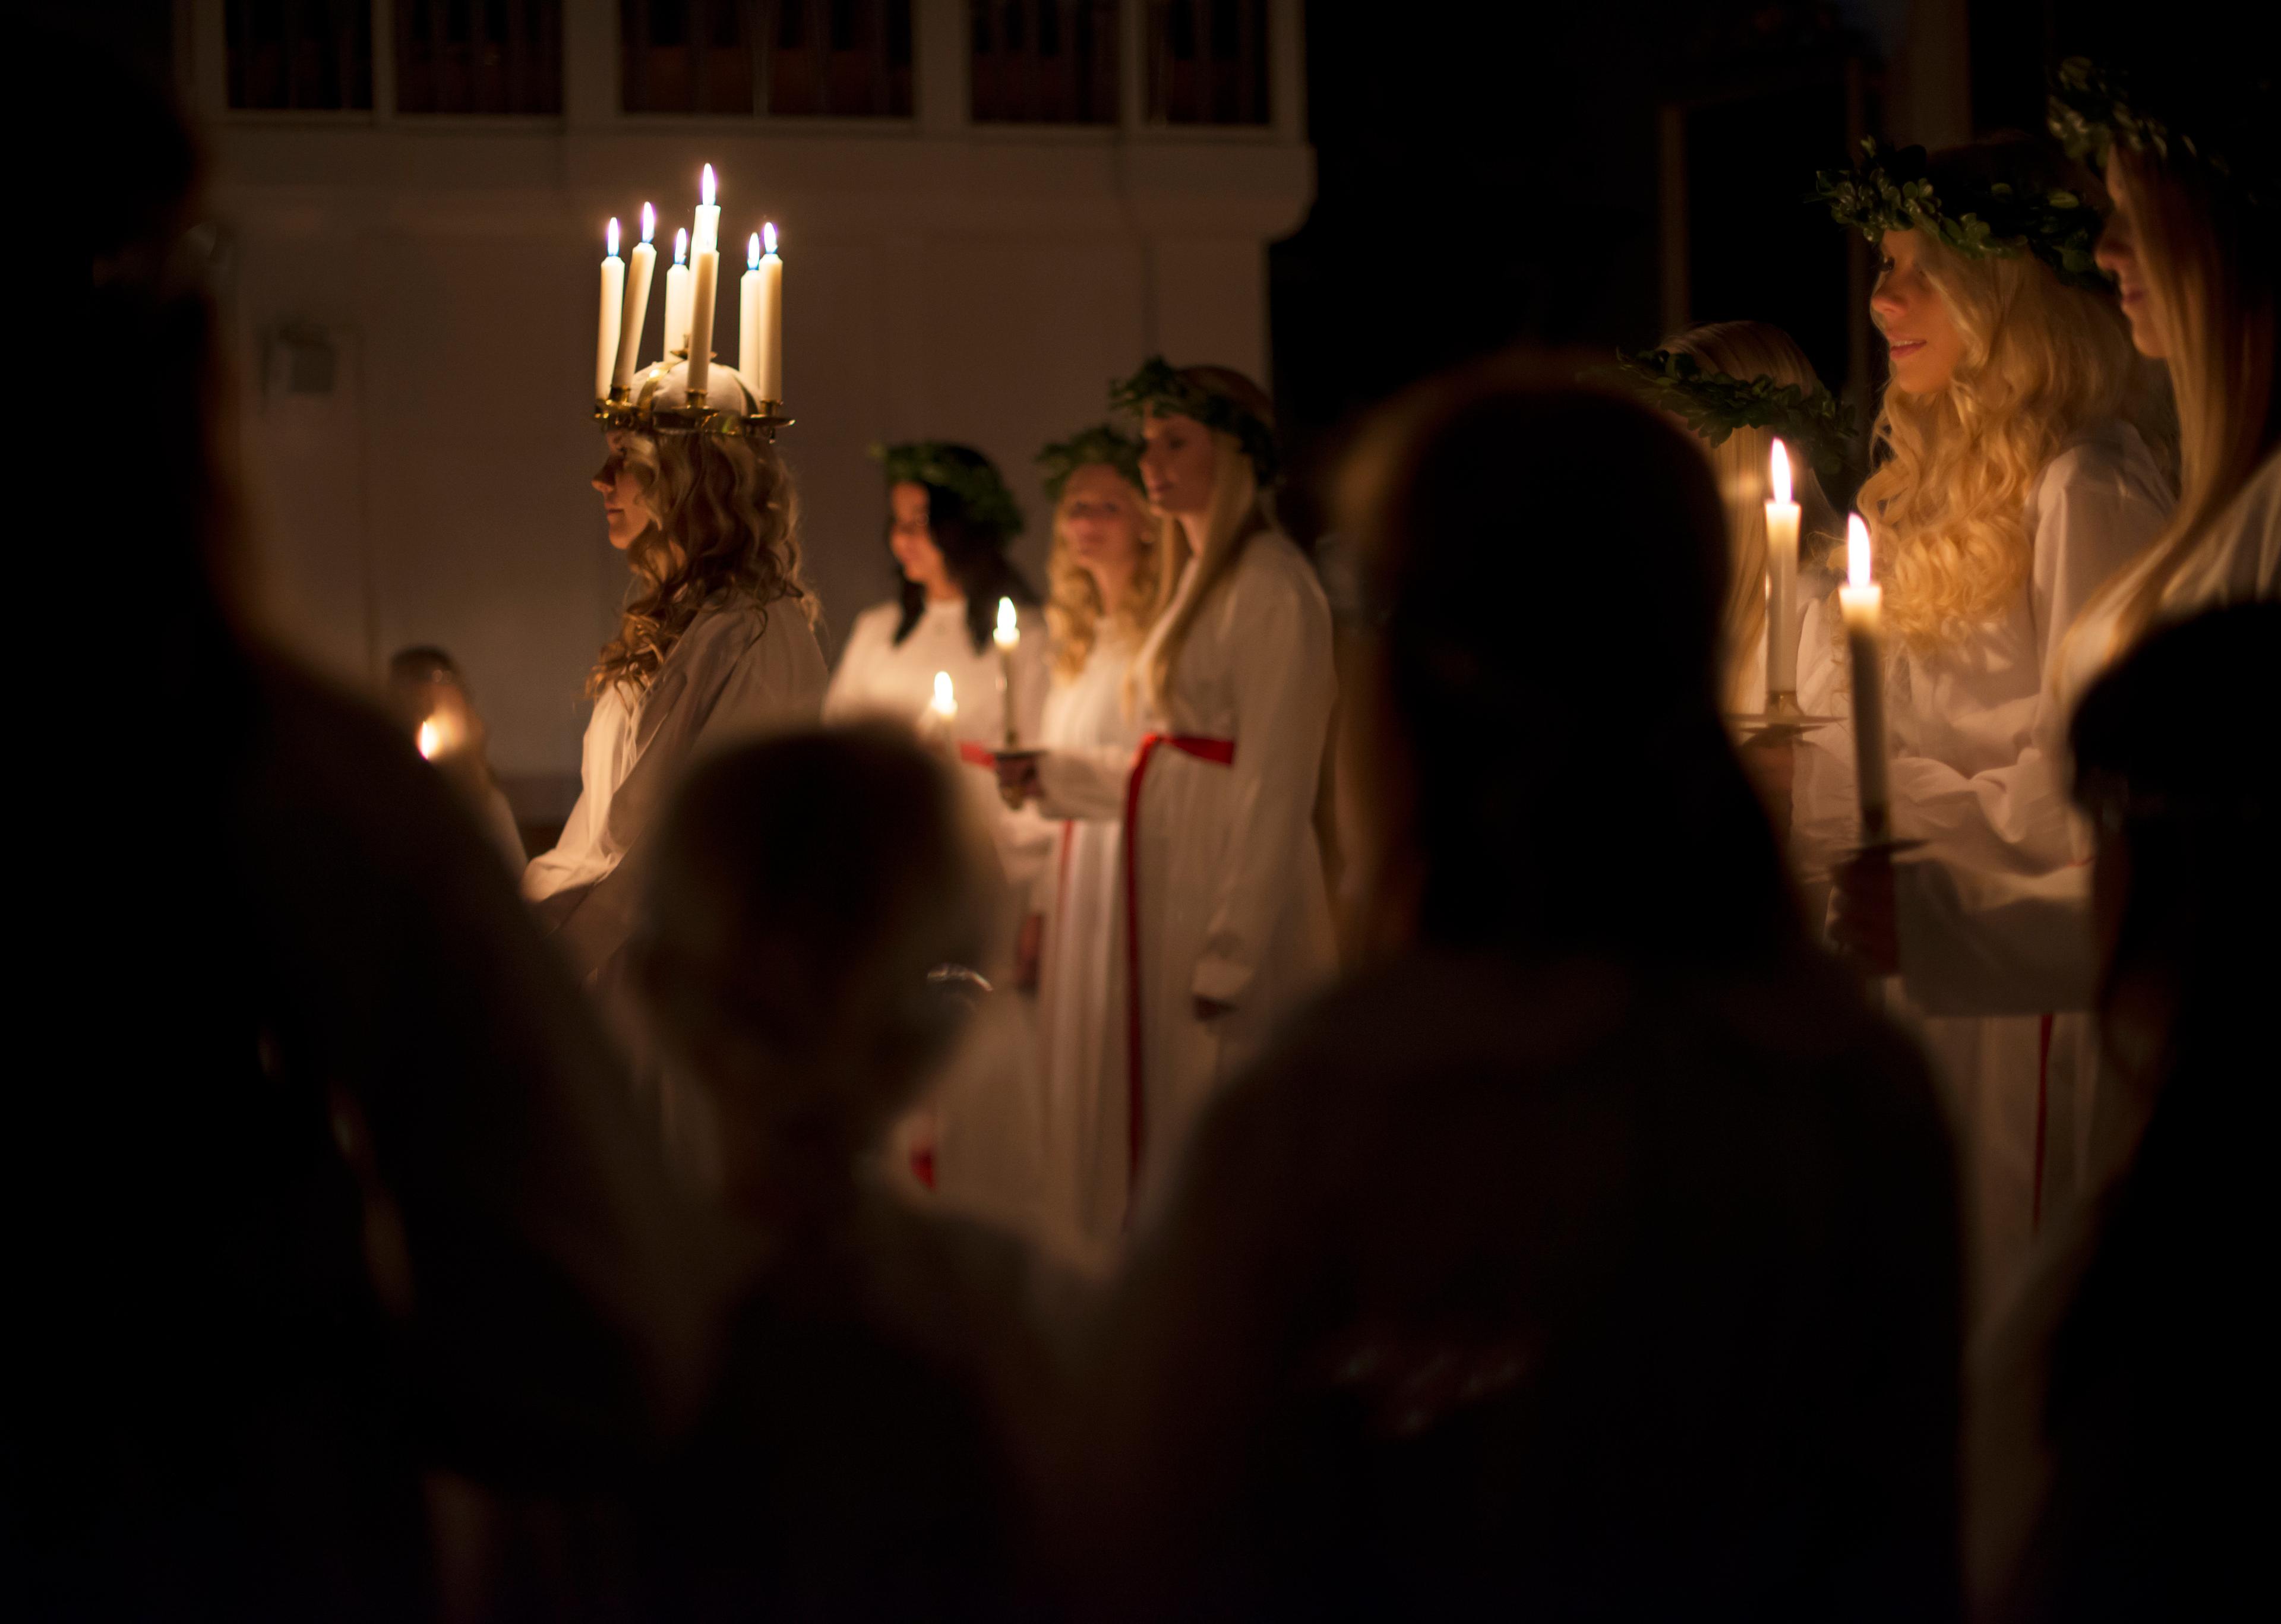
[1847,513,1873,589]
[996,597,1018,641]
[641,202,656,243]
[701,163,716,206]
[416,719,442,760]
[748,232,761,271]
[1770,438,1792,507]
[606,217,620,257]
[763,221,778,255]
[673,227,688,266]
[932,671,956,716]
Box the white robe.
[1032,531,1338,1221]
[825,593,1059,1236]
[1792,422,2171,1312]
[1028,626,1148,1247]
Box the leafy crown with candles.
[1109,356,1280,485]
[1037,423,1145,500]
[872,441,1026,541]
[2046,56,2276,212]
[1609,349,1853,493]
[1813,138,2109,289]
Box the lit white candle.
[756,222,783,402]
[611,203,657,393]
[994,596,1021,748]
[691,162,721,255]
[595,218,624,401]
[687,167,720,397]
[1764,438,1801,703]
[664,228,691,358]
[739,232,762,384]
[1838,513,1891,842]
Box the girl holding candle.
[525,358,828,1151]
[826,444,1051,1224]
[1793,135,2173,1312]
[996,425,1161,1244]
[1636,322,1846,713]
[1000,361,1336,1218]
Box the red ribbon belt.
[1121,732,1236,1190]
[956,741,996,769]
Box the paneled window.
[395,0,564,114]
[620,1,914,116]
[226,0,375,110]
[1146,0,1266,125]
[971,2,1118,124]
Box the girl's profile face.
[1140,411,1219,518]
[1061,463,1148,576]
[1869,230,1966,395]
[590,430,656,552]
[889,480,952,594]
[2096,162,2166,359]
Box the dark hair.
[2070,601,2281,1092]
[640,725,991,1145]
[1341,354,1799,962]
[887,445,1039,655]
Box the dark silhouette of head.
[1337,353,1796,961]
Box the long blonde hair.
[1139,428,1268,717]
[590,429,817,697]
[1660,321,1844,709]
[1857,162,2153,650]
[2093,145,2280,649]
[1046,465,1161,680]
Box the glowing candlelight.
[594,217,624,401]
[611,204,657,391]
[755,222,783,402]
[1764,438,1801,704]
[687,167,721,397]
[664,228,691,359]
[994,597,1021,748]
[1838,513,1891,842]
[933,670,957,720]
[417,719,443,760]
[739,233,762,385]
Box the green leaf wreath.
[2047,56,2274,212]
[1812,138,2110,289]
[1037,422,1145,500]
[1608,348,1854,494]
[1108,356,1280,485]
[870,440,1025,540]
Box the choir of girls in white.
[521,73,2274,1304]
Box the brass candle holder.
[593,356,795,442]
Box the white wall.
[185,0,1312,806]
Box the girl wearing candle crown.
[525,355,829,1143]
[999,361,1336,1219]
[1790,134,2173,1314]
[1007,424,1160,1244]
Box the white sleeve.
[1192,554,1335,1007]
[822,604,891,722]
[1035,745,1136,822]
[1893,442,2168,876]
[1893,855,2098,1015]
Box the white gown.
[825,592,1059,1235]
[1028,626,1147,1246]
[1792,421,2171,1312]
[1032,530,1338,1223]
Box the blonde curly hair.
[1045,462,1160,680]
[1857,178,2157,652]
[589,429,817,697]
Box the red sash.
[1121,732,1236,1187]
[956,741,996,769]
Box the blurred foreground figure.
[1976,603,2280,1620]
[39,47,713,1621]
[1063,363,1961,1620]
[633,727,1076,1620]
[386,643,529,873]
